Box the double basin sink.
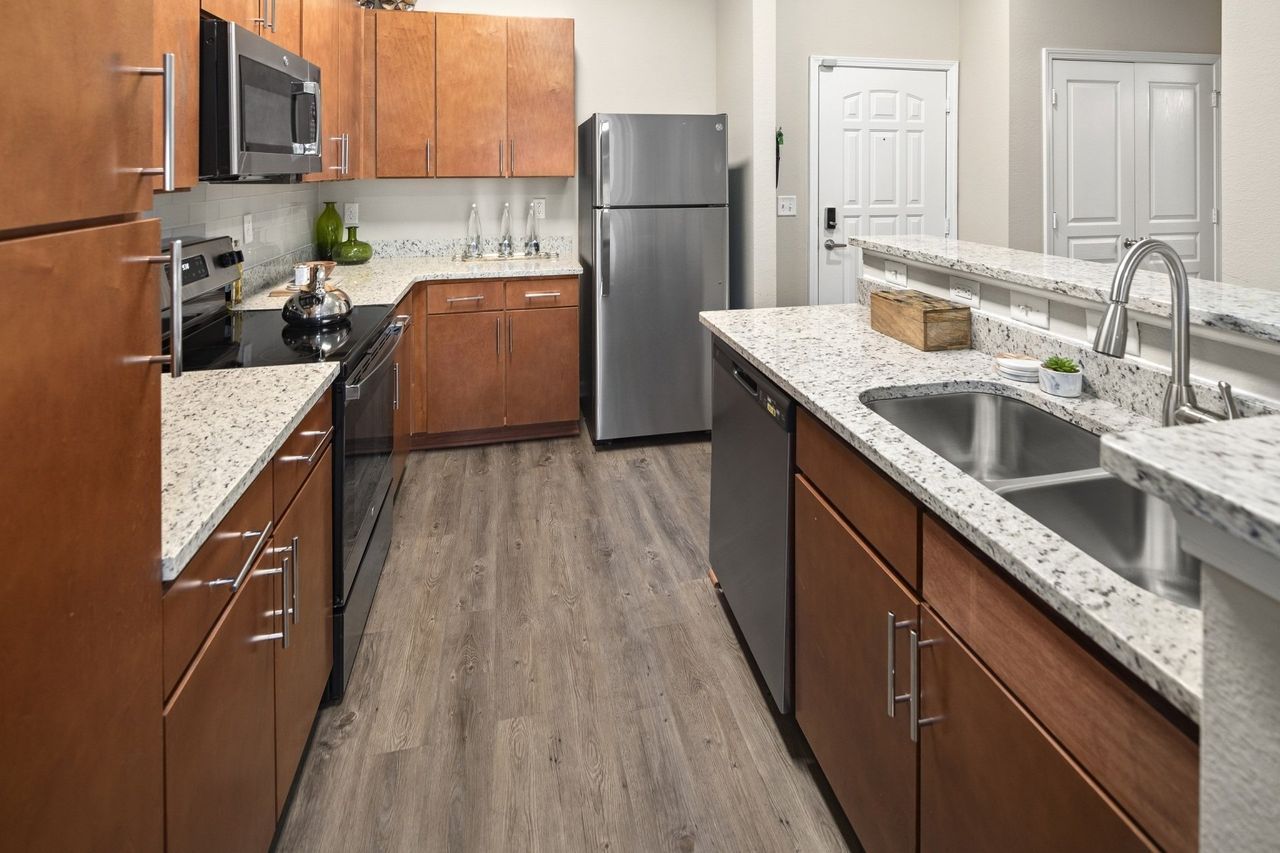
[865,391,1200,609]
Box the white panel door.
[1051,61,1136,265]
[1135,62,1215,278]
[816,66,949,305]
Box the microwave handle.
[291,80,321,156]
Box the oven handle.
[345,320,406,402]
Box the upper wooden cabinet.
[203,0,300,54]
[375,11,436,177]
[154,0,201,192]
[435,14,508,178]
[301,0,340,182]
[0,2,156,233]
[507,17,576,177]
[338,0,366,177]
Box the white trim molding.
[807,56,959,306]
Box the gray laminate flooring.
[275,432,854,853]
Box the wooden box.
[869,289,971,351]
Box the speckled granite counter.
[235,256,583,312]
[852,234,1280,345]
[161,364,338,581]
[1103,416,1280,563]
[700,303,1202,720]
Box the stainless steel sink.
[864,391,1100,486]
[999,473,1200,609]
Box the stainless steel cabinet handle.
[207,520,274,592]
[523,291,561,300]
[280,555,291,647]
[509,138,515,176]
[908,629,943,742]
[426,139,432,175]
[290,535,300,625]
[329,134,345,171]
[508,315,514,359]
[446,295,485,304]
[887,611,913,717]
[495,316,501,357]
[270,0,279,32]
[498,139,504,176]
[252,0,266,26]
[823,238,847,251]
[280,426,333,464]
[392,362,401,411]
[140,239,184,376]
[133,54,176,192]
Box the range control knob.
[214,249,245,268]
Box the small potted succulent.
[1039,355,1083,398]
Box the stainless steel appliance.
[708,342,796,712]
[282,267,353,327]
[578,113,730,442]
[200,18,322,181]
[163,251,405,700]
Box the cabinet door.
[918,610,1153,852]
[376,11,436,177]
[411,283,430,435]
[201,0,259,29]
[435,13,507,177]
[359,8,378,179]
[155,0,201,192]
[273,448,335,813]
[426,312,506,434]
[263,0,302,54]
[506,307,579,426]
[0,220,163,852]
[164,546,278,853]
[393,298,415,481]
[301,0,340,182]
[0,2,156,232]
[337,0,365,179]
[794,475,918,853]
[507,17,575,177]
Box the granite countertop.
[161,364,338,581]
[700,303,1203,720]
[1103,416,1280,563]
[235,255,584,311]
[851,234,1280,345]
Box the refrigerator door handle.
[598,209,611,297]
[599,119,611,207]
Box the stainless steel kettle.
[282,264,352,327]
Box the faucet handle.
[1218,380,1241,420]
[1122,236,1150,249]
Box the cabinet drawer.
[162,466,274,698]
[505,277,578,309]
[797,409,920,588]
[922,515,1197,852]
[273,389,334,521]
[425,280,505,314]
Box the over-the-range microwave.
[200,18,322,182]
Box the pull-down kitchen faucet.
[1093,237,1241,427]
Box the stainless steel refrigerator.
[578,113,729,443]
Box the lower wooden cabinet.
[427,310,506,434]
[795,475,918,853]
[506,307,579,426]
[273,445,335,814]
[164,544,279,853]
[392,296,414,483]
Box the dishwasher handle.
[731,365,759,398]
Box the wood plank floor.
[276,432,856,852]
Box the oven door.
[339,318,405,602]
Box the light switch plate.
[883,260,908,286]
[344,203,359,226]
[532,198,546,219]
[948,276,980,306]
[777,195,797,217]
[242,213,254,244]
[1011,292,1050,328]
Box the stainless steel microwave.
[200,18,322,181]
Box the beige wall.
[958,0,1010,247]
[1005,0,1221,251]
[1221,0,1280,290]
[775,0,961,306]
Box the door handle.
[426,139,432,176]
[138,239,184,376]
[508,314,514,360]
[908,629,943,742]
[207,520,274,592]
[498,139,505,177]
[509,138,515,176]
[393,362,400,411]
[886,611,913,717]
[270,0,279,32]
[290,535,300,625]
[823,238,847,251]
[599,210,611,296]
[731,366,758,398]
[131,53,176,192]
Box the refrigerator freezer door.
[596,114,728,208]
[591,206,728,441]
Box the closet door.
[1050,60,1136,264]
[1135,62,1216,278]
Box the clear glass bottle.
[497,203,513,257]
[465,203,483,258]
[523,202,540,256]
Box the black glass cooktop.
[177,306,395,373]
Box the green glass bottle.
[334,226,374,265]
[315,201,343,261]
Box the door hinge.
[1212,207,1220,225]
[1211,89,1221,108]
[1051,88,1058,107]
[1052,212,1059,231]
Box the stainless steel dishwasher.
[709,342,796,713]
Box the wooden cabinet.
[154,0,201,192]
[204,0,300,54]
[164,544,278,853]
[1,220,164,851]
[427,311,507,434]
[0,1,157,234]
[794,475,918,853]
[506,307,579,426]
[375,11,436,177]
[918,610,1152,852]
[507,17,576,177]
[273,446,335,813]
[393,296,415,484]
[302,0,364,181]
[201,0,258,27]
[338,0,365,177]
[272,389,334,520]
[435,13,508,177]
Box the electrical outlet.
[242,213,254,244]
[344,203,359,226]
[776,195,797,217]
[532,198,546,219]
[949,276,980,306]
[883,260,908,286]
[1011,292,1050,328]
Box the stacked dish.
[994,353,1040,383]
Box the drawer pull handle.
[909,630,944,742]
[886,611,913,717]
[280,426,333,465]
[446,295,486,304]
[207,520,273,593]
[290,536,300,625]
[523,291,562,299]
